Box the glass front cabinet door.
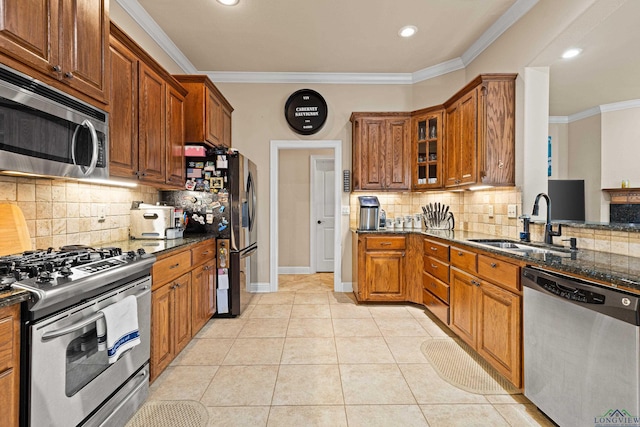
[412,108,444,190]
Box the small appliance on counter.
[357,196,380,231]
[130,202,184,239]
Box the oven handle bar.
[41,286,149,341]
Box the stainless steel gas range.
[2,246,155,427]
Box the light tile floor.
[148,273,556,427]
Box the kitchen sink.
[466,239,574,257]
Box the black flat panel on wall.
[549,180,585,221]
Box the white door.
[311,157,335,272]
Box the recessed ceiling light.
[398,25,418,38]
[562,48,582,59]
[217,0,239,5]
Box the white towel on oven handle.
[98,295,141,364]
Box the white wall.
[601,107,640,189]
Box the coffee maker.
[357,196,380,231]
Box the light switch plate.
[507,204,517,218]
[341,206,350,215]
[488,205,494,218]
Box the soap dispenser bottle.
[379,209,386,229]
[519,215,531,242]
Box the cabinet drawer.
[450,246,477,273]
[423,239,450,262]
[478,255,520,291]
[423,289,449,325]
[365,236,406,250]
[423,256,449,283]
[191,240,216,267]
[153,250,192,289]
[423,272,450,303]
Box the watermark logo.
[594,409,640,427]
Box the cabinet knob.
[52,65,62,72]
[490,262,497,268]
[471,280,480,287]
[64,71,74,79]
[457,251,463,256]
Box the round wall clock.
[284,89,328,135]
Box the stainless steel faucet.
[532,193,562,244]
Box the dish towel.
[98,295,141,364]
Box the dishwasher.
[522,266,640,427]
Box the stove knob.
[137,248,146,256]
[59,267,73,277]
[126,251,137,259]
[37,271,53,283]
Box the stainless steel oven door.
[27,277,151,427]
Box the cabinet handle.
[490,262,497,268]
[380,242,392,246]
[203,266,210,271]
[52,65,62,72]
[430,282,436,289]
[402,252,405,257]
[202,251,210,255]
[471,280,481,287]
[64,71,74,79]
[169,263,180,269]
[431,264,437,269]
[174,282,181,288]
[430,246,439,252]
[457,251,464,256]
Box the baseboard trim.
[249,282,272,293]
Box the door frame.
[310,155,335,274]
[270,140,343,292]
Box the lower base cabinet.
[0,304,19,427]
[151,272,192,382]
[354,234,407,302]
[150,239,216,382]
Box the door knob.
[317,220,322,224]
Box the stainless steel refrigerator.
[226,153,258,316]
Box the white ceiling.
[123,0,640,117]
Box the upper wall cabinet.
[173,75,234,148]
[351,112,411,191]
[443,74,516,189]
[108,23,187,189]
[0,0,109,106]
[412,107,444,190]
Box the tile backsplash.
[349,187,640,257]
[350,187,522,238]
[0,176,158,249]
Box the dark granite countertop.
[0,234,216,307]
[354,228,640,294]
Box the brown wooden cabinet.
[190,240,216,335]
[449,245,522,387]
[412,108,444,190]
[150,239,216,382]
[0,0,108,106]
[151,272,191,382]
[444,74,516,189]
[108,23,187,189]
[0,303,20,427]
[354,234,406,301]
[350,113,411,191]
[422,237,451,324]
[173,75,234,148]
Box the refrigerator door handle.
[239,244,257,259]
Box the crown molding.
[549,99,640,124]
[114,0,197,73]
[120,0,537,84]
[461,0,539,66]
[205,71,413,85]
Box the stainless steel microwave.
[0,64,108,180]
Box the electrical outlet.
[97,204,106,222]
[341,206,350,215]
[507,204,517,218]
[488,205,494,218]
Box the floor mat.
[421,338,520,395]
[126,400,209,427]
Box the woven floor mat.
[126,400,208,427]
[421,338,520,395]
